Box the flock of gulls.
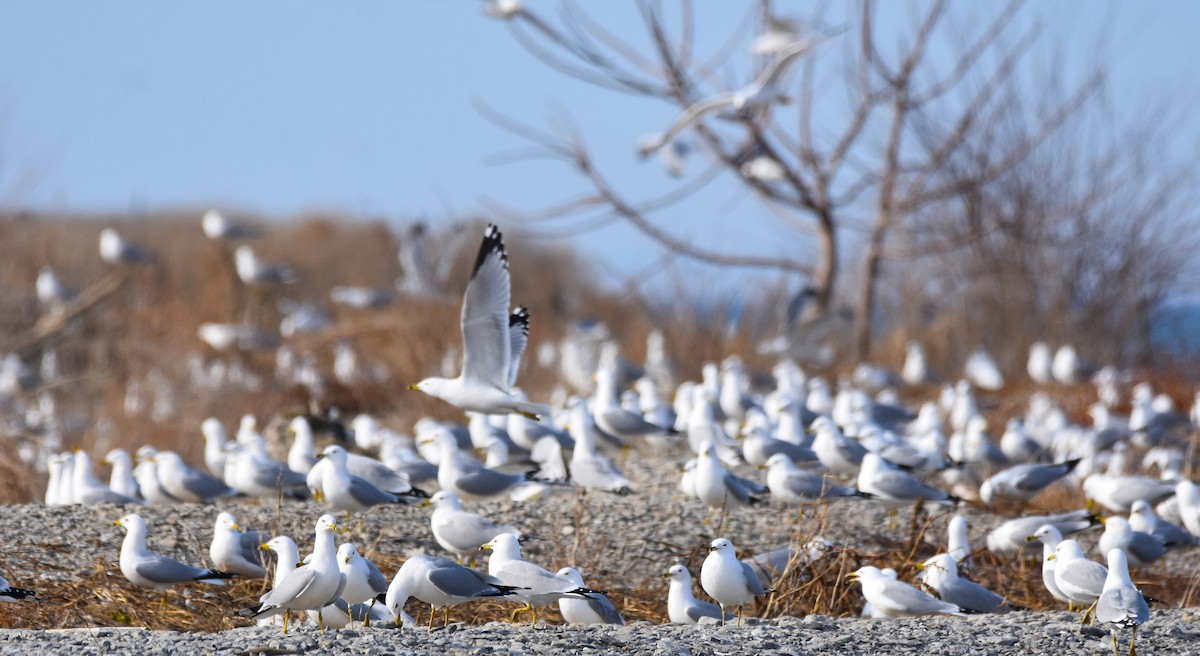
[4,216,1199,656]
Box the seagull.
[810,416,867,478]
[99,228,156,265]
[664,564,723,624]
[0,574,35,602]
[1027,342,1054,384]
[72,450,141,505]
[235,245,296,285]
[556,567,624,625]
[1096,549,1149,656]
[409,224,549,420]
[1097,517,1166,568]
[257,536,300,628]
[694,441,767,510]
[986,510,1101,555]
[481,533,597,626]
[964,348,1004,390]
[308,444,422,513]
[202,209,259,240]
[902,341,931,386]
[427,431,536,501]
[336,544,388,624]
[152,451,235,503]
[638,40,827,157]
[1083,473,1176,513]
[761,453,863,503]
[103,448,140,500]
[1050,539,1107,621]
[917,553,1009,613]
[947,514,974,571]
[978,460,1081,506]
[210,512,268,579]
[566,399,634,494]
[237,515,347,633]
[1027,524,1072,608]
[36,266,75,310]
[426,490,520,563]
[856,452,957,509]
[113,514,236,608]
[1128,499,1194,547]
[700,538,768,625]
[592,367,677,448]
[385,554,521,629]
[848,566,962,618]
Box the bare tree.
[475,0,1154,361]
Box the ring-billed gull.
[1097,516,1166,568]
[700,538,768,625]
[426,431,536,501]
[0,574,35,602]
[856,452,957,509]
[202,209,259,240]
[257,536,300,628]
[210,512,268,578]
[103,449,140,500]
[810,416,867,477]
[695,442,767,510]
[848,566,962,618]
[1097,549,1149,656]
[1049,539,1106,623]
[73,450,140,505]
[113,514,236,609]
[1027,524,1072,608]
[426,490,520,564]
[1083,473,1176,513]
[385,554,522,629]
[592,367,676,447]
[409,224,549,420]
[986,509,1100,554]
[978,459,1081,506]
[760,453,862,502]
[308,445,421,512]
[1128,499,1194,547]
[481,533,597,626]
[917,554,1010,613]
[1028,342,1054,384]
[946,515,973,570]
[152,451,235,503]
[336,544,388,626]
[566,398,633,494]
[234,245,296,285]
[556,567,624,625]
[664,564,723,624]
[237,514,347,633]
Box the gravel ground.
[2,449,1199,653]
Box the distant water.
[1152,302,1200,357]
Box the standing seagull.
[664,564,723,624]
[1097,549,1149,656]
[113,514,236,609]
[700,538,768,625]
[480,533,597,626]
[556,567,624,625]
[409,224,549,419]
[236,515,347,633]
[385,555,521,629]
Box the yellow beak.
[407,384,420,390]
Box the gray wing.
[761,440,818,464]
[599,408,670,436]
[941,579,1005,613]
[78,487,140,505]
[365,559,388,595]
[238,531,270,567]
[1058,561,1106,595]
[1150,520,1194,546]
[871,470,950,501]
[252,461,307,489]
[1096,587,1149,625]
[260,567,318,607]
[426,562,502,598]
[134,554,215,584]
[179,466,234,500]
[454,467,522,497]
[437,512,517,551]
[348,476,399,507]
[497,561,577,594]
[323,572,348,607]
[1011,464,1071,493]
[459,225,511,388]
[1128,532,1167,563]
[836,438,868,463]
[348,456,412,493]
[586,593,625,625]
[781,470,852,499]
[877,580,957,614]
[508,308,529,389]
[739,561,767,596]
[687,599,725,622]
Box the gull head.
[113,513,144,531]
[338,543,359,566]
[408,377,449,398]
[481,532,521,559]
[664,564,690,582]
[215,512,241,533]
[316,514,339,535]
[319,444,348,464]
[709,538,735,554]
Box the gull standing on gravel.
[592,367,675,447]
[103,449,140,500]
[308,445,419,513]
[947,515,974,570]
[810,416,867,478]
[385,554,521,629]
[153,451,235,503]
[848,566,962,618]
[664,564,723,624]
[426,490,520,563]
[700,538,768,625]
[917,554,1010,613]
[985,510,1100,555]
[408,224,549,420]
[73,450,141,505]
[335,544,388,625]
[566,398,634,494]
[427,431,536,501]
[979,459,1081,506]
[1083,473,1176,513]
[1028,524,1073,608]
[856,453,957,509]
[695,442,767,511]
[113,514,236,608]
[210,512,268,578]
[258,536,300,628]
[1050,539,1107,622]
[1097,549,1149,656]
[761,453,862,503]
[481,533,597,626]
[556,567,624,625]
[1128,499,1194,547]
[237,515,347,633]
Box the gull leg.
[887,508,898,531]
[161,591,169,611]
[736,605,743,627]
[443,607,450,627]
[510,604,531,622]
[1111,632,1118,656]
[282,610,289,635]
[364,598,375,627]
[1080,599,1099,625]
[1129,626,1137,656]
[428,604,436,630]
[318,609,326,634]
[530,606,538,627]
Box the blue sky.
[1,1,1197,294]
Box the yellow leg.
[530,606,538,627]
[160,591,169,610]
[443,607,450,627]
[318,609,326,633]
[1112,632,1118,656]
[428,604,436,630]
[1068,601,1075,612]
[510,603,531,622]
[282,610,289,634]
[736,605,743,626]
[1130,626,1137,656]
[364,598,375,627]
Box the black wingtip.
[234,603,264,618]
[853,489,876,499]
[198,569,239,582]
[401,486,431,499]
[0,587,35,601]
[471,223,508,277]
[509,307,530,334]
[1063,458,1083,471]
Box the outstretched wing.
[460,224,511,389]
[508,307,529,388]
